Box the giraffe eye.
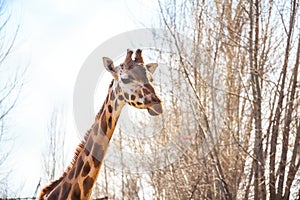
[121,78,131,84]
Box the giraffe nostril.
[152,97,159,103]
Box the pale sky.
[4,0,159,197]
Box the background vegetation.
[1,0,299,199]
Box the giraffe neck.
[39,80,126,200]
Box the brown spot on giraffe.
[107,104,113,113]
[49,186,61,200]
[71,183,81,200]
[68,167,75,180]
[81,162,91,177]
[108,116,112,129]
[108,79,114,88]
[75,156,84,178]
[83,176,94,196]
[124,92,129,100]
[142,88,150,95]
[118,94,124,101]
[114,100,119,110]
[115,84,121,94]
[110,91,115,101]
[100,112,107,135]
[131,94,136,100]
[61,182,72,199]
[92,143,104,168]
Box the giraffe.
[38,49,163,200]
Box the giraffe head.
[102,49,163,116]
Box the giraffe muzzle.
[147,102,163,116]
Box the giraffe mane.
[38,130,90,199]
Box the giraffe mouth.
[147,103,163,116]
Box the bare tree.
[0,0,25,197]
[150,0,300,199]
[53,1,299,199]
[41,106,67,185]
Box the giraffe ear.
[103,57,118,78]
[146,63,158,74]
